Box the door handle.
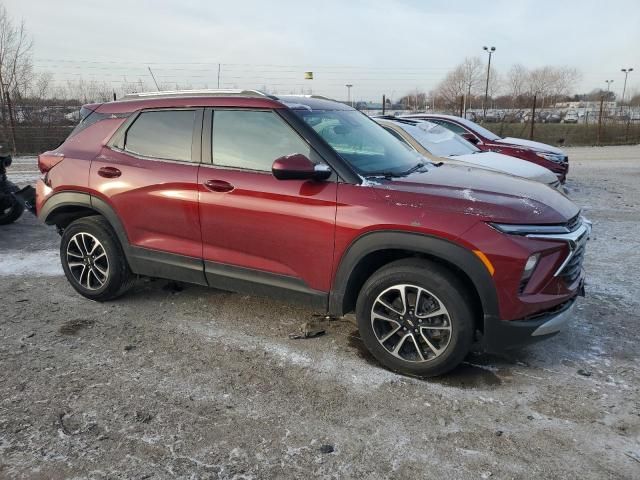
[204,179,234,193]
[98,166,122,178]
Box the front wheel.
[356,259,475,377]
[0,195,24,225]
[60,216,134,301]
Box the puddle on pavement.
[59,318,95,335]
[347,330,503,388]
[432,363,502,388]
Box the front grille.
[560,236,587,285]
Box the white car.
[375,117,561,189]
[563,111,579,124]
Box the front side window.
[212,110,311,171]
[125,110,196,162]
[293,109,423,176]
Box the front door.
[198,108,337,303]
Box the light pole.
[482,46,496,120]
[605,79,614,95]
[345,84,353,107]
[620,68,634,114]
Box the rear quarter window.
[124,110,197,162]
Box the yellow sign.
[304,72,314,80]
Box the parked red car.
[36,91,588,376]
[402,114,569,183]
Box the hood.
[372,163,578,224]
[498,137,564,155]
[451,152,558,185]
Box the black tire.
[0,196,24,225]
[60,216,135,301]
[355,258,475,377]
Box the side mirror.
[272,154,332,181]
[461,133,479,144]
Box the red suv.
[403,114,570,183]
[36,91,589,377]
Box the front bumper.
[482,295,579,352]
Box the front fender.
[329,230,499,321]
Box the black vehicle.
[0,149,35,225]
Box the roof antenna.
[147,66,160,91]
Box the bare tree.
[527,66,580,107]
[506,64,528,100]
[0,4,33,151]
[435,66,466,111]
[461,57,483,108]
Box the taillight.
[38,152,64,173]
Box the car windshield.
[408,122,479,157]
[292,109,424,176]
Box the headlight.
[489,223,570,235]
[535,152,566,164]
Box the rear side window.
[68,107,108,138]
[125,110,196,162]
[432,119,468,136]
[211,110,311,171]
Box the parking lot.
[1,146,639,479]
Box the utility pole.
[482,46,496,120]
[530,94,537,140]
[345,84,353,107]
[620,68,634,116]
[217,63,221,88]
[382,94,386,115]
[597,95,604,145]
[148,66,160,91]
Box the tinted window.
[212,110,311,171]
[125,110,196,161]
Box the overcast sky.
[6,0,640,101]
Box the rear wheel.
[60,216,134,301]
[355,259,475,377]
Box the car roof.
[374,116,437,128]
[276,95,354,111]
[97,90,354,115]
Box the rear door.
[91,108,206,283]
[198,108,337,302]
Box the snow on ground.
[0,250,62,276]
[0,147,639,479]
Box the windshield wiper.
[400,162,425,175]
[365,162,425,179]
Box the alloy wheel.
[66,232,109,290]
[371,284,452,363]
